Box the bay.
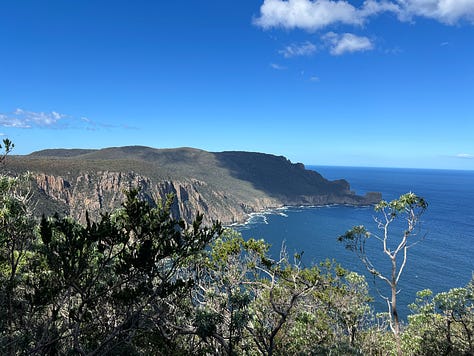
[237,166,474,318]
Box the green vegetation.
[0,139,14,165]
[339,193,428,355]
[8,146,380,225]
[1,144,473,355]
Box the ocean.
[237,166,474,318]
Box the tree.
[186,229,267,355]
[0,146,37,354]
[175,230,374,355]
[0,188,224,354]
[0,138,14,165]
[338,192,427,355]
[248,254,336,356]
[433,283,474,354]
[406,280,474,355]
[3,139,445,354]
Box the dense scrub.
[1,169,473,355]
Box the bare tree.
[338,192,427,355]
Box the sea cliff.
[8,146,382,225]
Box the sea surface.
[237,166,474,318]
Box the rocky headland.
[7,146,381,225]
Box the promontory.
[6,146,381,225]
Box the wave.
[230,204,374,230]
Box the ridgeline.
[7,146,381,225]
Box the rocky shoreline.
[8,147,382,226]
[31,171,381,226]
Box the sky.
[1,0,473,170]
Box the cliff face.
[10,146,382,225]
[34,171,282,225]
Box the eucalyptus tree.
[178,229,374,355]
[407,280,474,355]
[183,229,269,355]
[247,255,332,356]
[338,192,427,354]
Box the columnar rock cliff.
[9,146,382,225]
[34,171,281,225]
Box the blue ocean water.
[237,166,474,318]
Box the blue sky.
[1,0,473,169]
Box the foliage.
[0,173,36,354]
[0,138,14,165]
[183,232,375,355]
[1,173,473,355]
[405,280,474,355]
[339,192,427,355]
[1,187,223,354]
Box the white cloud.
[270,62,287,70]
[0,108,83,129]
[279,41,317,57]
[254,0,398,30]
[362,0,402,16]
[254,0,474,31]
[0,108,135,131]
[309,75,320,81]
[397,0,474,24]
[0,109,67,128]
[0,115,31,128]
[323,32,374,55]
[255,0,360,30]
[456,153,474,159]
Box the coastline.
[227,202,376,230]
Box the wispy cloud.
[255,0,474,31]
[0,108,134,131]
[0,109,67,128]
[384,46,403,55]
[323,32,374,55]
[456,153,474,159]
[0,109,66,128]
[398,0,474,24]
[279,41,317,57]
[270,62,287,70]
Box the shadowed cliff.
[7,146,381,225]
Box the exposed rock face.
[34,170,380,225]
[34,171,284,225]
[11,146,382,225]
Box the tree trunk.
[392,284,402,356]
[445,318,453,355]
[391,256,401,356]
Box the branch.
[396,242,408,285]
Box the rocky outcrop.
[34,170,381,226]
[12,146,382,225]
[34,171,285,225]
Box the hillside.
[6,146,381,225]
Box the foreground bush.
[1,172,473,355]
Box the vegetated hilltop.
[7,146,381,225]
